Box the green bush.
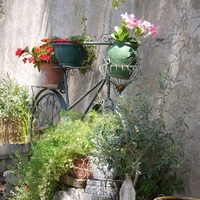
[0,75,30,143]
[91,70,185,199]
[12,116,94,200]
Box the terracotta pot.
[154,196,198,200]
[40,64,63,86]
[69,157,93,179]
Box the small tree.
[91,69,185,199]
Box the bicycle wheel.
[30,90,66,144]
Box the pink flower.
[142,21,151,30]
[135,19,142,27]
[121,12,132,21]
[149,24,158,36]
[121,12,136,24]
[126,21,137,29]
[111,12,158,44]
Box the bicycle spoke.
[30,92,63,144]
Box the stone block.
[60,175,87,189]
[52,188,84,200]
[84,179,120,200]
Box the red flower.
[28,57,36,63]
[39,54,51,61]
[25,185,31,191]
[42,38,50,43]
[46,47,54,54]
[15,37,58,71]
[22,57,27,63]
[15,48,25,57]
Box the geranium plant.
[111,12,158,46]
[15,37,58,71]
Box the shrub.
[12,115,94,200]
[91,69,185,199]
[0,75,30,144]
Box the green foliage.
[12,116,94,200]
[91,70,184,199]
[67,16,96,75]
[111,20,139,45]
[112,0,125,9]
[0,75,30,143]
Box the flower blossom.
[15,37,58,71]
[111,12,158,45]
[15,48,25,57]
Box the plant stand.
[100,58,141,95]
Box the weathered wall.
[0,0,200,197]
[135,1,200,197]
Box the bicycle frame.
[61,69,114,114]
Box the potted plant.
[54,33,96,75]
[15,37,63,86]
[108,12,158,79]
[11,112,94,200]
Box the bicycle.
[30,39,140,144]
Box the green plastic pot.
[54,39,87,66]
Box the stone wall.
[0,0,200,197]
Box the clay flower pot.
[68,157,93,179]
[40,63,63,87]
[154,196,198,200]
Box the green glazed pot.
[107,65,134,80]
[108,41,139,66]
[107,41,139,79]
[54,40,87,66]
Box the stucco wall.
[0,0,200,198]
